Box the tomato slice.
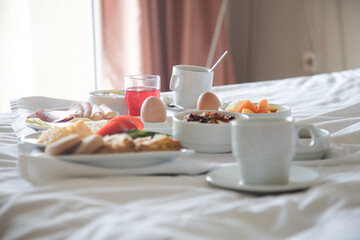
[96,115,144,136]
[110,116,143,130]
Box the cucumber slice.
[125,129,171,139]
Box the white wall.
[0,0,95,112]
[228,0,360,83]
[341,0,360,70]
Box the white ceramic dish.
[173,110,238,153]
[219,102,291,119]
[89,89,128,115]
[294,126,330,160]
[20,132,46,149]
[206,164,325,193]
[21,119,174,150]
[25,108,110,131]
[52,149,194,169]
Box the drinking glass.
[125,74,161,116]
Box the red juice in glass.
[125,75,161,116]
[125,86,160,116]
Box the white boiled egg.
[141,96,166,122]
[197,92,221,110]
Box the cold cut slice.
[35,109,76,123]
[69,102,84,118]
[81,102,92,118]
[90,104,104,120]
[99,104,116,119]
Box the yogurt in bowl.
[89,90,128,115]
[173,110,239,153]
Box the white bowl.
[294,126,330,160]
[173,110,238,153]
[219,103,291,119]
[89,90,128,115]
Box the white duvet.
[1,69,360,239]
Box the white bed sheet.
[1,69,360,239]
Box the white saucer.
[294,151,328,161]
[206,164,325,193]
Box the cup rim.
[124,74,160,80]
[173,65,210,73]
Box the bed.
[1,69,360,239]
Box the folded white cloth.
[11,96,235,185]
[11,96,76,139]
[19,148,233,185]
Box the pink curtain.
[102,0,236,91]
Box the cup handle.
[297,125,316,148]
[170,74,182,91]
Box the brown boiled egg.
[197,92,221,110]
[141,96,166,122]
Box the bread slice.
[45,134,82,155]
[73,134,104,154]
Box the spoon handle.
[210,51,228,72]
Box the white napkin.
[11,96,235,185]
[11,96,76,139]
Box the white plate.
[206,164,325,193]
[55,149,194,168]
[25,107,72,130]
[25,108,172,133]
[20,132,46,149]
[25,108,116,131]
[22,131,194,168]
[20,126,174,150]
[22,129,177,153]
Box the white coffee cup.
[231,117,298,185]
[169,65,213,108]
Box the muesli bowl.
[172,110,239,153]
[219,102,291,119]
